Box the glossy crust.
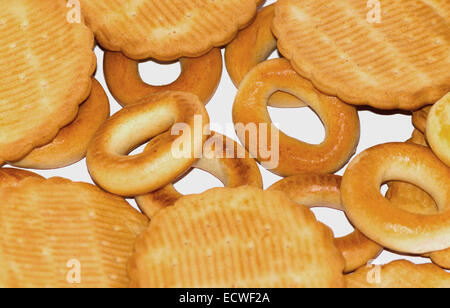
[233,59,360,176]
[225,4,305,108]
[345,260,450,288]
[273,0,450,110]
[104,48,222,107]
[0,176,148,288]
[412,106,431,133]
[268,174,382,273]
[79,0,258,61]
[0,168,43,188]
[12,79,110,169]
[136,132,263,218]
[129,186,346,288]
[342,143,450,254]
[386,130,450,269]
[87,91,210,196]
[427,93,450,166]
[0,0,96,163]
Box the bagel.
[342,143,450,254]
[11,79,110,169]
[427,93,450,167]
[412,106,431,134]
[233,59,360,176]
[104,48,222,107]
[225,4,305,108]
[136,132,263,218]
[268,174,382,273]
[345,260,450,288]
[87,91,210,197]
[386,130,450,269]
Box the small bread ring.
[0,168,43,188]
[233,59,360,176]
[345,260,450,288]
[225,4,305,108]
[136,132,263,218]
[268,173,382,273]
[412,106,431,133]
[87,91,210,197]
[342,142,450,254]
[104,48,222,107]
[427,93,450,167]
[386,130,450,269]
[11,79,110,169]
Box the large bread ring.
[225,4,305,108]
[412,106,431,134]
[342,143,450,254]
[104,48,222,107]
[427,93,450,167]
[268,173,382,273]
[136,132,263,218]
[11,79,110,169]
[87,91,210,197]
[345,260,450,288]
[386,130,450,269]
[233,59,360,176]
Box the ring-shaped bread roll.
[233,59,360,177]
[87,91,210,197]
[268,173,382,273]
[412,106,431,133]
[136,132,263,218]
[225,4,305,108]
[104,48,222,107]
[386,130,450,269]
[342,142,450,254]
[11,79,110,169]
[427,93,450,167]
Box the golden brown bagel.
[268,174,382,273]
[136,132,263,218]
[345,260,450,288]
[342,143,450,254]
[233,59,360,176]
[427,93,450,166]
[225,4,305,108]
[87,91,210,197]
[0,168,43,188]
[11,79,110,169]
[386,130,450,269]
[104,48,222,107]
[412,106,431,133]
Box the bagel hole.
[174,169,224,195]
[311,208,354,237]
[268,106,326,145]
[380,183,389,197]
[139,59,181,86]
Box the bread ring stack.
[87,91,210,196]
[233,59,360,176]
[136,132,263,218]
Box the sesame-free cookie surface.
[273,0,450,110]
[129,187,345,288]
[0,177,148,288]
[0,0,96,163]
[79,0,258,60]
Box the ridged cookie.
[0,0,96,163]
[79,0,258,60]
[273,0,450,110]
[0,177,148,288]
[129,186,345,288]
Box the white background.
[10,0,433,267]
